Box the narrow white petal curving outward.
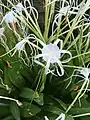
[44,113,65,120]
[86,0,90,5]
[44,116,49,120]
[56,113,65,120]
[34,39,72,76]
[0,28,4,37]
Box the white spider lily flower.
[3,11,17,24]
[0,28,4,37]
[58,5,78,16]
[52,0,90,32]
[11,35,41,66]
[12,37,30,57]
[11,38,31,66]
[34,39,72,76]
[44,113,65,120]
[52,5,78,33]
[59,6,70,16]
[14,40,27,52]
[14,3,24,12]
[78,68,90,80]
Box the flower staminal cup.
[4,11,17,24]
[34,39,72,76]
[3,10,18,30]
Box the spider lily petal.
[60,50,72,63]
[86,0,90,5]
[44,116,49,120]
[0,28,4,37]
[34,53,48,59]
[56,59,64,76]
[54,39,63,49]
[34,59,45,67]
[45,57,51,74]
[56,113,65,120]
[44,113,65,120]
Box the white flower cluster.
[3,3,24,24]
[52,0,90,31]
[3,1,38,25]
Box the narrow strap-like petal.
[34,54,48,59]
[34,59,45,67]
[44,116,49,120]
[54,39,63,49]
[45,58,51,74]
[55,113,65,120]
[60,50,72,63]
[56,59,64,76]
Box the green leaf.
[20,102,41,118]
[20,88,37,100]
[70,107,90,115]
[34,93,44,105]
[8,61,25,89]
[0,103,10,118]
[20,88,44,105]
[53,97,67,111]
[10,102,20,120]
[44,105,62,115]
[2,116,14,120]
[70,95,90,115]
[66,115,74,120]
[80,116,90,120]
